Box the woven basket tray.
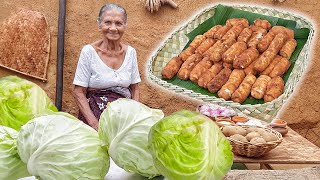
[147,4,314,122]
[222,125,283,157]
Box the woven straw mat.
[0,9,50,81]
[147,4,314,122]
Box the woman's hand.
[73,85,99,130]
[130,83,140,101]
[88,119,99,131]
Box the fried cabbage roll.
[222,41,247,64]
[178,46,195,61]
[203,25,222,38]
[251,75,271,99]
[207,68,232,93]
[237,27,253,43]
[269,57,290,78]
[189,57,213,83]
[161,56,184,79]
[231,74,257,103]
[254,49,278,72]
[264,76,284,102]
[198,63,223,88]
[247,26,267,48]
[280,39,297,59]
[218,69,246,100]
[257,31,275,53]
[189,35,206,49]
[226,18,249,27]
[270,26,295,39]
[177,54,202,80]
[260,55,282,76]
[214,25,232,39]
[233,47,260,69]
[253,19,272,30]
[195,38,216,55]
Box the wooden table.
[233,127,320,169]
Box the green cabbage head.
[99,99,164,178]
[149,110,233,180]
[0,76,58,130]
[17,114,109,180]
[0,125,30,180]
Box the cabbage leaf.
[149,110,233,180]
[0,76,58,130]
[99,99,164,178]
[17,114,109,180]
[0,125,30,180]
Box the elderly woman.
[73,4,140,130]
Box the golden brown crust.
[218,69,246,100]
[233,47,260,69]
[222,41,247,64]
[244,59,259,76]
[195,38,216,55]
[178,47,195,61]
[226,18,249,27]
[197,63,223,88]
[270,26,295,39]
[189,57,213,83]
[280,39,297,59]
[264,76,285,102]
[207,68,232,93]
[260,55,282,76]
[214,25,232,39]
[161,56,184,79]
[253,49,278,72]
[209,38,236,62]
[177,54,202,80]
[251,75,272,99]
[257,31,275,53]
[268,32,288,54]
[204,25,222,38]
[189,35,206,49]
[237,27,253,43]
[222,24,245,41]
[269,57,290,78]
[231,74,257,103]
[253,19,272,30]
[247,26,268,48]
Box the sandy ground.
[0,0,319,148]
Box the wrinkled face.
[99,9,126,41]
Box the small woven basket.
[223,125,283,157]
[147,4,314,122]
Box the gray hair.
[97,4,127,24]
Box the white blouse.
[73,45,141,89]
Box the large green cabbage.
[0,76,58,130]
[98,99,164,178]
[17,114,109,180]
[0,125,30,180]
[149,110,233,180]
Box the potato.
[250,137,266,144]
[256,128,267,135]
[230,134,248,143]
[222,126,238,137]
[234,126,247,136]
[222,126,247,137]
[262,132,278,142]
[246,132,261,141]
[246,127,259,134]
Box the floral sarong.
[78,87,130,125]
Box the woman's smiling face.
[99,9,126,41]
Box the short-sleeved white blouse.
[73,44,141,89]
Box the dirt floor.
[0,0,319,148]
